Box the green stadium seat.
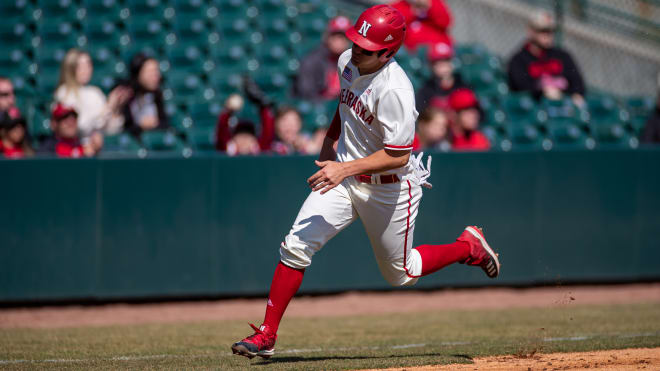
[586,95,629,126]
[165,71,203,100]
[81,0,122,22]
[81,20,121,50]
[261,17,292,46]
[125,18,166,46]
[171,16,210,48]
[124,0,166,18]
[214,0,250,20]
[36,0,80,22]
[210,45,249,73]
[171,0,208,18]
[625,96,655,118]
[103,132,142,153]
[36,21,79,50]
[165,46,205,73]
[188,127,217,153]
[0,20,32,49]
[628,115,648,135]
[187,102,218,128]
[455,44,491,66]
[29,109,52,139]
[0,49,28,77]
[141,130,185,152]
[0,0,32,17]
[253,71,289,101]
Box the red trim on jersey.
[403,180,422,279]
[384,144,413,150]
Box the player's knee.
[378,262,418,287]
[279,237,313,270]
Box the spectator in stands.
[0,107,33,158]
[216,78,311,155]
[271,107,310,155]
[118,53,169,138]
[390,0,452,51]
[294,16,351,101]
[415,106,451,152]
[507,10,586,106]
[416,42,467,113]
[448,88,490,151]
[40,104,103,158]
[55,49,130,139]
[0,77,17,117]
[227,121,261,156]
[640,78,660,144]
[215,87,274,154]
[304,126,328,154]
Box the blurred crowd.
[1,0,659,159]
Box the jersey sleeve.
[377,88,416,151]
[337,49,352,77]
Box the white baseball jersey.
[335,49,419,179]
[279,48,429,287]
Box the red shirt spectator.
[39,104,103,157]
[448,88,490,151]
[390,0,453,51]
[215,94,275,154]
[0,106,33,158]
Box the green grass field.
[1,302,659,370]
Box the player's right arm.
[318,105,341,162]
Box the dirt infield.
[1,283,659,329]
[371,348,660,370]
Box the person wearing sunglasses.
[507,10,586,106]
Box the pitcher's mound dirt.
[372,347,660,370]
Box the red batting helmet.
[345,4,406,57]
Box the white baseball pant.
[279,176,424,286]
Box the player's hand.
[308,160,347,194]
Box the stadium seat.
[124,0,166,18]
[103,133,142,153]
[187,127,217,152]
[0,0,32,18]
[586,95,629,126]
[36,21,79,50]
[36,0,80,22]
[141,130,185,152]
[210,45,250,74]
[0,49,28,77]
[625,96,655,119]
[165,46,205,74]
[80,0,122,22]
[187,101,218,128]
[29,109,52,139]
[125,18,166,47]
[165,71,203,100]
[253,71,289,101]
[214,0,250,20]
[170,0,208,18]
[171,16,210,48]
[81,20,122,51]
[0,20,32,50]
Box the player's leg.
[232,182,357,359]
[353,179,499,287]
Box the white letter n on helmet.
[358,20,372,37]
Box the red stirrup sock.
[414,241,470,276]
[262,262,305,334]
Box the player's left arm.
[308,149,410,194]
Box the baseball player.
[231,4,500,359]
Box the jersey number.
[358,21,372,37]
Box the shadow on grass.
[254,352,474,365]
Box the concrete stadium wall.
[446,0,660,97]
[1,149,660,302]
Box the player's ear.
[377,49,392,63]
